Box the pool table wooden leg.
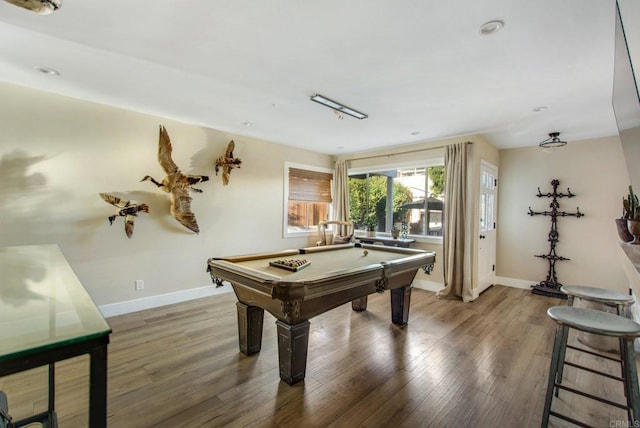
[351,296,368,311]
[275,320,310,385]
[236,302,264,355]
[391,286,412,326]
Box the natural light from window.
[284,163,332,236]
[348,164,445,238]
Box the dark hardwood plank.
[0,285,634,427]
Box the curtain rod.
[344,141,472,162]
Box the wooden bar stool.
[542,306,640,427]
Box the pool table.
[207,243,435,385]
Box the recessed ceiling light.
[241,121,253,127]
[479,20,504,35]
[410,131,420,136]
[532,106,548,112]
[34,66,59,75]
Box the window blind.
[288,168,333,202]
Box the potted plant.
[617,191,635,242]
[624,185,640,244]
[391,226,400,239]
[363,217,377,236]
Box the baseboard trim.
[98,276,544,318]
[494,276,535,290]
[412,278,442,293]
[99,283,233,318]
[413,276,536,298]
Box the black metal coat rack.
[528,179,583,298]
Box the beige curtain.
[332,160,350,235]
[437,142,474,302]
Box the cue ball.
[363,250,368,256]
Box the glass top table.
[0,244,111,427]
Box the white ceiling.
[0,0,628,155]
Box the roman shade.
[288,168,333,202]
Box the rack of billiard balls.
[269,258,311,272]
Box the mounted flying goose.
[141,125,209,234]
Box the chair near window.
[316,220,354,246]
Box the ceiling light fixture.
[539,132,567,148]
[532,106,548,112]
[479,20,504,35]
[310,94,368,120]
[3,0,61,14]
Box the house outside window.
[348,162,444,238]
[284,162,332,236]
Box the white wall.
[0,82,332,313]
[497,136,631,292]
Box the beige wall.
[3,79,628,312]
[0,82,332,308]
[497,136,630,292]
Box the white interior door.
[478,161,498,295]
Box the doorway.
[478,161,498,295]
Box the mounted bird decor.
[215,140,242,186]
[141,125,209,234]
[99,193,149,239]
[2,0,61,14]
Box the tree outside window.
[348,165,444,237]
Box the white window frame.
[283,161,333,238]
[348,156,444,244]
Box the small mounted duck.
[99,193,149,238]
[141,125,209,234]
[215,140,242,186]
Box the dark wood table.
[207,243,435,385]
[0,245,111,428]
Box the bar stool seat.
[542,306,640,427]
[548,306,640,337]
[561,285,634,314]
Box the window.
[348,163,444,238]
[480,168,496,232]
[284,163,332,236]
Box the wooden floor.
[0,285,636,427]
